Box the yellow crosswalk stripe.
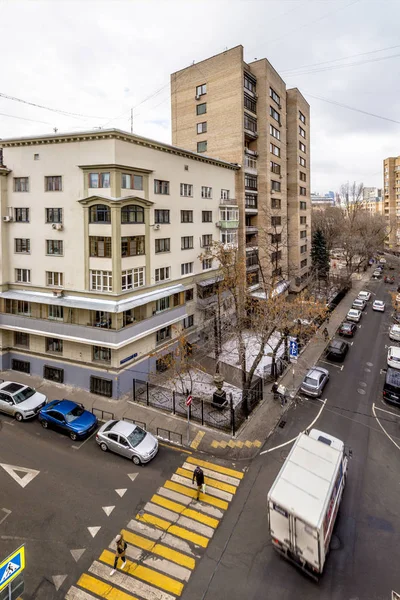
[121,529,195,569]
[78,573,139,599]
[137,513,210,548]
[164,480,229,510]
[187,456,244,479]
[176,467,237,494]
[100,550,184,596]
[151,494,219,528]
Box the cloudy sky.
[1,0,399,192]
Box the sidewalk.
[0,268,373,461]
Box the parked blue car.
[38,399,98,441]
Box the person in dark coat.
[192,466,205,500]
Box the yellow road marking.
[159,441,192,454]
[176,467,237,494]
[164,480,229,510]
[137,513,210,548]
[100,549,184,596]
[78,573,139,599]
[151,494,219,528]
[187,456,244,479]
[122,529,195,569]
[190,431,205,450]
[211,440,228,448]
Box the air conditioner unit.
[195,94,200,101]
[53,290,63,297]
[3,216,12,222]
[154,223,161,230]
[52,223,63,230]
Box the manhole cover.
[366,362,374,367]
[359,382,367,387]
[364,368,371,372]
[278,420,286,429]
[357,388,366,395]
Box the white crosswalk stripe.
[171,473,233,501]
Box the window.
[155,296,170,313]
[14,332,29,348]
[121,174,143,190]
[12,359,30,374]
[299,156,306,167]
[197,141,207,153]
[181,262,193,276]
[181,236,193,250]
[271,180,281,192]
[46,337,63,354]
[245,175,257,190]
[34,153,39,160]
[273,267,282,278]
[300,230,307,239]
[300,216,307,225]
[202,210,212,222]
[155,267,170,282]
[89,173,110,188]
[271,233,282,244]
[300,171,306,182]
[245,194,257,209]
[155,209,170,224]
[270,143,280,157]
[121,236,145,257]
[45,208,63,223]
[270,125,280,140]
[121,267,145,291]
[244,94,257,113]
[89,204,111,223]
[197,122,207,134]
[45,176,62,191]
[196,83,206,96]
[15,269,31,283]
[220,207,239,221]
[300,186,307,196]
[196,103,206,115]
[301,244,307,254]
[90,270,112,291]
[15,238,30,253]
[46,240,63,256]
[181,210,193,223]
[244,74,256,93]
[271,216,281,227]
[154,180,169,195]
[299,126,306,138]
[271,198,281,209]
[155,238,170,253]
[299,111,306,124]
[202,258,213,270]
[221,230,238,245]
[46,271,63,287]
[299,141,306,153]
[14,208,29,222]
[121,204,144,224]
[270,161,281,175]
[301,258,308,268]
[90,376,112,397]
[156,326,171,343]
[300,201,307,210]
[183,315,194,329]
[201,186,212,199]
[156,355,172,373]
[270,106,280,122]
[93,346,111,363]
[202,234,212,247]
[48,305,63,321]
[44,365,64,383]
[14,177,29,192]
[271,251,282,262]
[270,87,280,105]
[185,288,194,302]
[89,237,111,258]
[244,113,257,133]
[6,300,30,315]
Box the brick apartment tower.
[171,45,311,291]
[383,156,399,250]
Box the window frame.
[14,331,29,348]
[46,271,64,287]
[121,267,145,291]
[14,208,29,222]
[121,236,145,257]
[155,238,170,253]
[196,103,207,115]
[154,180,170,195]
[181,262,194,276]
[196,83,207,97]
[181,236,194,250]
[93,346,111,363]
[270,125,280,140]
[121,204,144,224]
[89,204,111,224]
[197,141,207,153]
[48,305,64,321]
[46,337,63,354]
[90,270,112,292]
[202,210,212,223]
[270,87,280,105]
[46,239,64,256]
[15,268,31,283]
[154,209,170,224]
[299,111,306,124]
[45,176,62,192]
[15,238,30,254]
[299,141,306,153]
[270,106,280,123]
[121,173,143,190]
[45,208,63,224]
[13,177,29,192]
[201,186,212,199]
[155,267,171,283]
[270,143,280,157]
[181,210,193,223]
[88,172,110,189]
[197,122,207,134]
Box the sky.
[1,0,399,192]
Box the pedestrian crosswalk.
[65,456,244,600]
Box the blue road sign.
[289,340,298,359]
[0,545,25,592]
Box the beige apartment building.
[0,130,237,398]
[362,187,383,216]
[383,157,399,249]
[171,45,311,291]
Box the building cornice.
[78,163,153,174]
[78,194,154,206]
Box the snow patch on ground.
[217,331,285,378]
[159,368,242,406]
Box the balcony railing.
[246,225,258,234]
[219,197,237,206]
[217,220,239,229]
[245,157,257,169]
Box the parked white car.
[0,381,47,421]
[372,300,385,312]
[389,324,400,341]
[352,298,366,311]
[358,291,371,302]
[387,346,400,370]
[346,309,362,322]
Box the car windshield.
[342,324,351,330]
[390,355,400,362]
[12,387,36,404]
[304,376,318,386]
[127,426,147,448]
[375,302,383,306]
[65,405,85,423]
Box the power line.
[0,92,110,120]
[304,92,400,125]
[285,51,400,77]
[0,111,52,125]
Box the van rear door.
[294,517,320,571]
[269,501,291,548]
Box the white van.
[387,346,400,370]
[379,257,387,264]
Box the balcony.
[245,148,258,157]
[219,197,238,206]
[244,156,257,175]
[217,220,239,229]
[246,225,258,235]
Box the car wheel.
[15,413,23,422]
[132,455,141,465]
[41,420,48,429]
[100,442,108,452]
[69,431,78,441]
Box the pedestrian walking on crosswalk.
[110,533,128,575]
[192,465,205,500]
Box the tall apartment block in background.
[171,45,311,291]
[383,157,399,249]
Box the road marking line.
[171,474,233,502]
[87,526,101,538]
[70,549,86,563]
[164,481,228,510]
[151,494,219,528]
[372,403,400,451]
[144,502,215,538]
[0,508,11,526]
[176,467,237,494]
[128,473,138,482]
[186,456,244,479]
[158,442,192,454]
[115,488,127,497]
[136,513,210,548]
[123,526,197,566]
[53,574,68,591]
[79,572,142,600]
[318,360,343,370]
[102,506,115,516]
[99,550,184,596]
[190,431,205,450]
[0,463,40,488]
[65,585,98,600]
[157,487,224,519]
[374,405,400,418]
[71,428,98,450]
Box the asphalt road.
[0,413,187,599]
[182,264,400,600]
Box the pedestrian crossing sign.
[0,546,25,591]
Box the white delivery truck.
[267,428,348,579]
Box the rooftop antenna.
[130,108,133,134]
[53,127,58,133]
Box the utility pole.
[130,108,133,134]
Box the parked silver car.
[96,419,159,465]
[0,381,47,421]
[300,366,329,397]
